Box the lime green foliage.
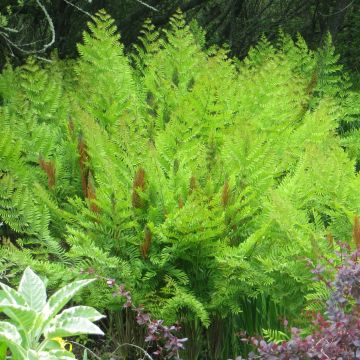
[262,328,289,345]
[0,9,359,359]
[0,267,104,359]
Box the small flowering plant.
[112,281,188,359]
[84,270,188,359]
[239,248,360,359]
[0,267,105,359]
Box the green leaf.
[26,350,49,360]
[0,283,27,307]
[18,268,47,312]
[44,317,104,338]
[0,321,22,345]
[0,321,25,358]
[26,349,75,360]
[55,306,105,323]
[42,279,95,322]
[48,349,76,359]
[262,328,289,344]
[0,342,7,359]
[82,350,88,360]
[0,300,37,330]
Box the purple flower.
[83,273,187,359]
[106,278,116,287]
[239,249,360,359]
[311,264,325,275]
[145,334,158,342]
[136,312,150,325]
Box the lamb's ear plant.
[0,267,105,359]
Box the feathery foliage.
[0,10,359,359]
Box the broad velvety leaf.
[18,267,47,312]
[0,283,27,307]
[0,321,27,360]
[48,349,76,359]
[0,300,37,330]
[0,321,22,345]
[44,317,104,338]
[42,279,95,322]
[26,349,75,360]
[26,350,51,360]
[55,306,105,323]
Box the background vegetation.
[0,0,359,72]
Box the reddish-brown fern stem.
[78,135,88,197]
[87,171,99,213]
[77,136,99,213]
[140,226,152,259]
[132,167,146,209]
[306,70,318,97]
[222,180,230,207]
[326,232,334,248]
[297,69,318,120]
[68,118,75,138]
[39,157,56,189]
[189,175,197,194]
[353,215,360,249]
[178,196,184,209]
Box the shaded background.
[0,0,359,72]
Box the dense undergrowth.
[1,9,360,359]
[239,244,360,359]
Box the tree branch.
[0,26,19,33]
[134,0,159,12]
[319,0,354,17]
[62,0,93,18]
[0,0,55,55]
[35,0,55,52]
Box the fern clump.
[1,9,359,359]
